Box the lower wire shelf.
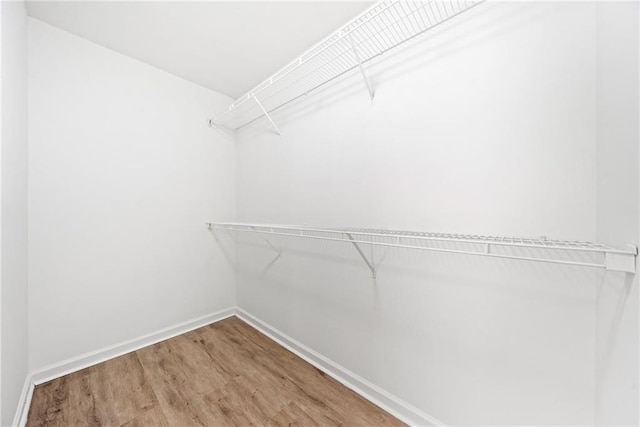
[207,222,637,274]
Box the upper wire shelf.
[209,0,482,131]
[207,222,638,274]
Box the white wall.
[595,2,639,425]
[28,19,236,373]
[1,1,29,425]
[236,3,603,425]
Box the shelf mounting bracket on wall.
[254,227,283,260]
[207,119,235,140]
[208,222,283,261]
[345,232,376,278]
[605,244,638,273]
[348,33,375,102]
[252,93,281,135]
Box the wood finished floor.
[27,316,405,426]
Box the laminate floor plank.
[136,341,231,426]
[27,316,405,427]
[268,401,322,427]
[120,407,169,427]
[87,353,158,426]
[233,369,293,419]
[214,326,361,425]
[28,353,161,427]
[27,377,70,426]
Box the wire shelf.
[207,222,637,274]
[210,0,483,130]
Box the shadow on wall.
[236,1,561,139]
[210,228,285,277]
[233,229,598,299]
[595,271,636,391]
[209,227,237,270]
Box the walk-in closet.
[1,0,639,425]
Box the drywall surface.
[595,2,639,425]
[236,3,599,425]
[1,1,29,425]
[28,19,236,372]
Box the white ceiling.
[26,1,372,98]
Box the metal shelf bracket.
[252,94,281,135]
[345,232,376,278]
[348,33,375,103]
[254,227,283,259]
[207,119,235,140]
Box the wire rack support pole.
[345,232,377,278]
[252,93,281,135]
[348,34,375,102]
[207,119,234,140]
[255,228,283,258]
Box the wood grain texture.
[27,317,405,426]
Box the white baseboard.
[16,307,235,426]
[15,306,444,427]
[235,308,446,427]
[13,374,34,427]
